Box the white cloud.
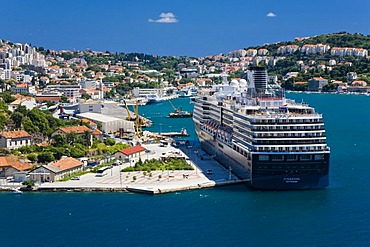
[149,12,179,23]
[266,12,276,17]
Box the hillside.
[248,32,370,54]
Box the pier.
[34,143,247,195]
[154,128,190,137]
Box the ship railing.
[251,113,322,119]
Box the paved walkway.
[39,143,245,194]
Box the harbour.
[35,143,246,194]
[2,96,246,195]
[2,92,370,246]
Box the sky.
[1,0,370,57]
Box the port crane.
[168,99,182,113]
[134,100,143,137]
[123,100,135,121]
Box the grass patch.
[122,158,193,172]
[57,170,90,182]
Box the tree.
[81,93,91,100]
[27,153,37,162]
[66,132,77,145]
[51,134,67,146]
[11,112,24,129]
[103,137,115,146]
[37,152,55,163]
[60,96,69,103]
[0,113,7,130]
[23,116,38,133]
[0,92,16,103]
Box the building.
[277,45,299,55]
[114,145,146,161]
[35,92,62,103]
[132,87,165,98]
[8,98,37,112]
[76,112,135,134]
[331,47,368,57]
[46,84,80,100]
[51,125,102,145]
[308,77,328,91]
[79,100,102,113]
[11,83,36,95]
[29,157,83,183]
[80,80,97,89]
[351,80,367,87]
[0,130,31,150]
[0,156,33,178]
[347,72,358,81]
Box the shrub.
[22,180,35,188]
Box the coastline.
[8,144,246,195]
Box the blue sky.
[1,0,370,57]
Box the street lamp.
[119,162,122,189]
[194,151,198,176]
[159,123,162,134]
[169,125,172,137]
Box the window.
[314,154,324,160]
[271,155,284,161]
[259,155,269,161]
[286,155,297,161]
[300,154,312,161]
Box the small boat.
[167,110,193,118]
[12,188,23,194]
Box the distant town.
[0,32,369,191]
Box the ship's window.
[271,155,283,161]
[314,154,324,160]
[259,155,269,161]
[286,155,297,161]
[300,154,312,161]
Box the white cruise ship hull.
[195,123,329,190]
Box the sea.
[1,93,370,247]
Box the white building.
[76,112,135,134]
[0,130,31,150]
[79,100,102,113]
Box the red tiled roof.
[0,130,30,139]
[58,125,91,134]
[312,77,327,81]
[92,129,102,135]
[118,145,146,156]
[294,81,307,85]
[49,157,83,171]
[0,156,33,171]
[36,96,61,101]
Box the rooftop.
[44,157,83,173]
[118,145,146,156]
[0,130,31,139]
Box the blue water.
[1,94,370,246]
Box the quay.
[155,132,189,137]
[34,143,247,195]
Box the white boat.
[124,97,148,106]
[146,94,163,104]
[12,188,23,194]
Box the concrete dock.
[37,143,247,194]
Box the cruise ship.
[193,67,330,190]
